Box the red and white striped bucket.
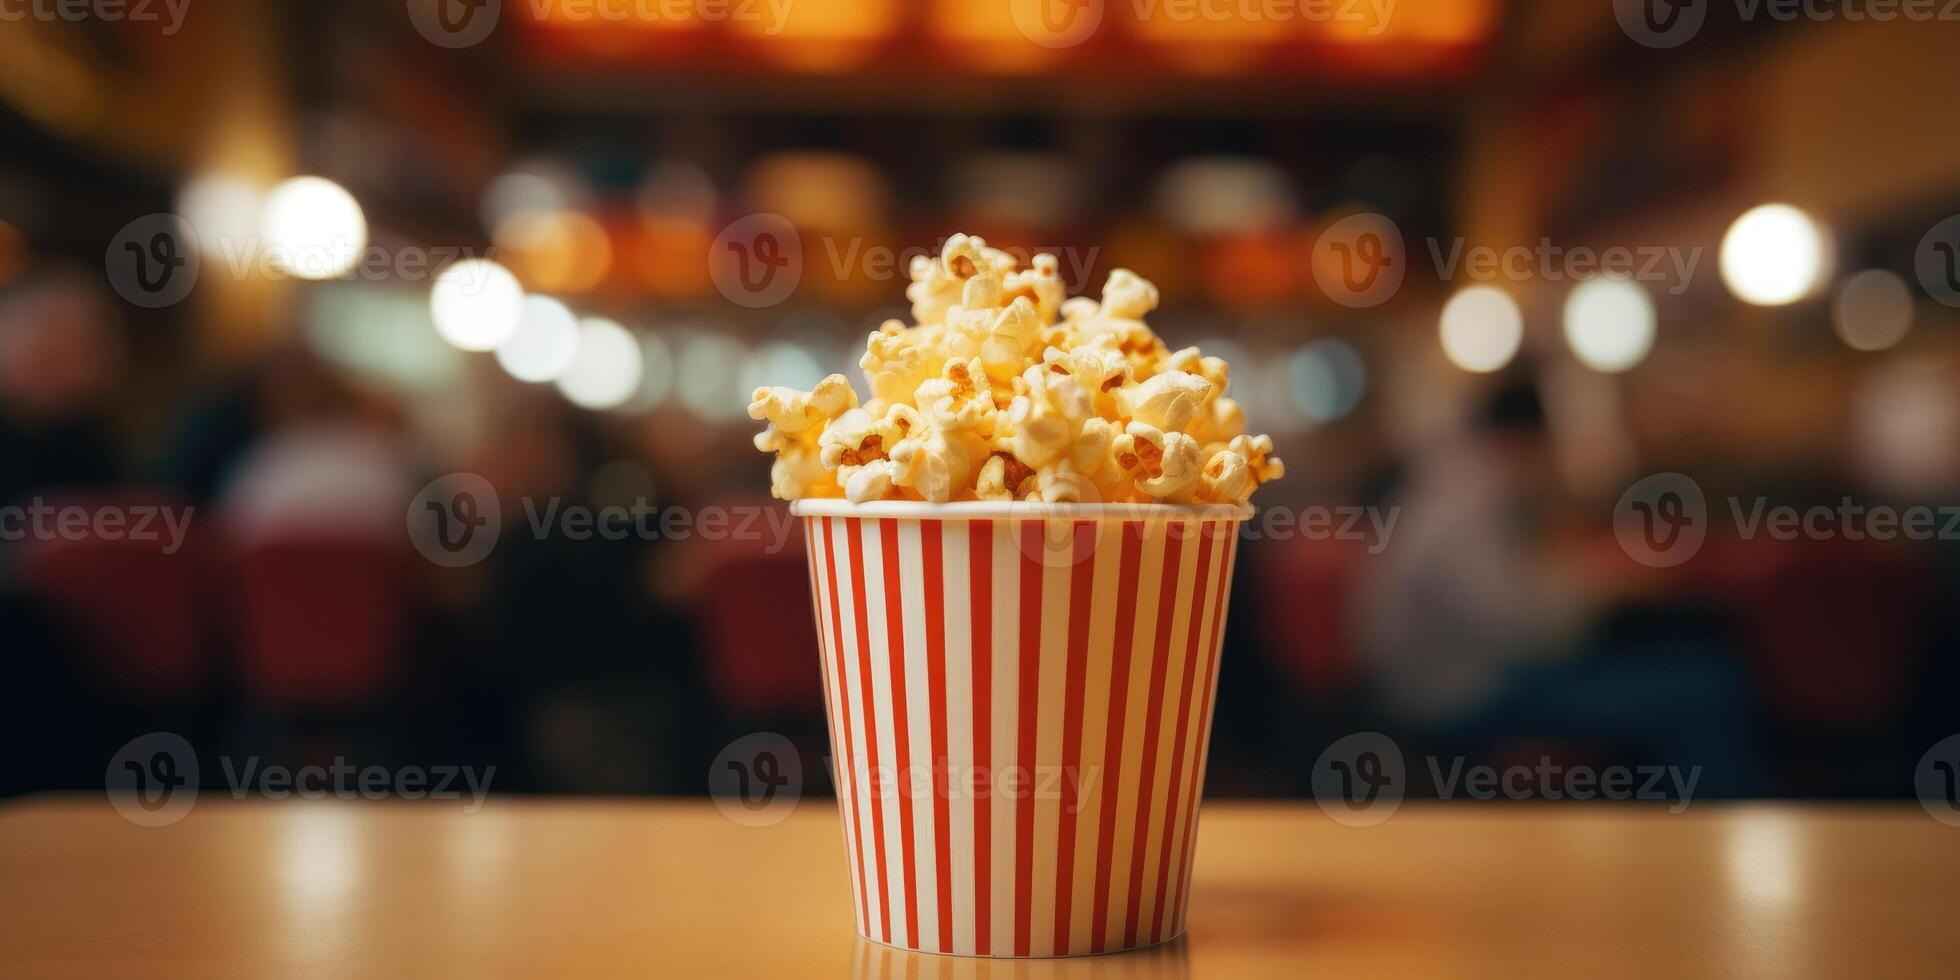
[793,500,1248,957]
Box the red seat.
[1719,536,1927,727]
[231,535,413,711]
[14,489,214,704]
[692,503,823,719]
[1250,530,1366,697]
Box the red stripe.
[1124,529,1185,948]
[1051,521,1099,954]
[1088,523,1143,952]
[1013,521,1045,957]
[968,520,993,955]
[1173,525,1238,932]
[920,521,953,954]
[820,517,871,938]
[1148,525,1219,942]
[878,520,921,948]
[845,517,892,943]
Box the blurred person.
[213,346,416,544]
[0,268,128,796]
[1356,376,1761,796]
[0,267,126,509]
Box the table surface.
[1,797,1952,978]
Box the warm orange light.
[729,0,899,72]
[1129,0,1292,74]
[931,0,1070,73]
[1203,233,1299,311]
[633,216,714,300]
[743,152,892,233]
[1322,0,1494,44]
[1407,0,1497,43]
[495,209,614,294]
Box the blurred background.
[3,0,1958,803]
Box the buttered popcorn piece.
[750,233,1284,504]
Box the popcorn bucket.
[791,500,1248,957]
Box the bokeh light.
[494,295,581,383]
[740,341,828,397]
[673,330,750,421]
[1720,204,1830,306]
[429,259,525,352]
[1439,285,1523,373]
[1562,277,1657,373]
[1832,269,1914,352]
[259,177,367,281]
[1291,338,1368,422]
[177,174,264,258]
[635,331,677,410]
[557,317,645,410]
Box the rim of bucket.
[788,499,1254,522]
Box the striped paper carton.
[793,500,1247,957]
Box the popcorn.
[1119,370,1212,433]
[751,233,1284,505]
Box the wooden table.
[1,797,1951,978]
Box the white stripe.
[831,519,882,941]
[1065,520,1125,953]
[941,522,976,956]
[1137,525,1201,937]
[1028,521,1074,954]
[808,519,866,935]
[988,522,1019,956]
[1160,526,1227,939]
[1104,522,1166,947]
[1177,527,1240,936]
[861,518,907,949]
[895,519,940,951]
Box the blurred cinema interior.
[2,0,1959,803]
